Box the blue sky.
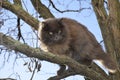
[0,0,104,80]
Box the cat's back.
[61,18,97,43]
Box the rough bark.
[108,0,120,80]
[92,0,120,80]
[30,0,54,19]
[1,0,54,30]
[2,1,39,30]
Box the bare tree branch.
[48,62,109,80]
[92,0,111,54]
[48,69,77,80]
[92,0,120,79]
[16,17,25,43]
[49,0,91,13]
[2,0,39,30]
[30,0,54,19]
[0,32,109,80]
[0,78,16,80]
[13,0,22,7]
[108,0,120,57]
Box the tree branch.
[0,78,16,80]
[108,0,120,57]
[30,0,54,19]
[92,0,120,79]
[48,69,77,80]
[0,32,109,80]
[2,0,39,30]
[48,0,90,13]
[13,0,22,7]
[92,0,114,57]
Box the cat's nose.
[54,35,60,41]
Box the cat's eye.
[49,32,53,35]
[58,30,61,34]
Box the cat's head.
[39,18,68,45]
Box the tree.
[0,0,120,80]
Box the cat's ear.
[57,18,65,28]
[41,21,51,31]
[41,21,47,28]
[38,21,47,32]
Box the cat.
[38,17,117,74]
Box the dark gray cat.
[38,18,117,74]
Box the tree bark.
[30,0,54,19]
[108,0,120,80]
[2,0,54,30]
[92,0,120,80]
[2,1,39,30]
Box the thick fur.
[38,18,117,73]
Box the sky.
[0,0,105,80]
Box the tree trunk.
[92,0,120,80]
[108,0,120,80]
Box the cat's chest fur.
[40,41,70,55]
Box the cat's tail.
[95,53,117,74]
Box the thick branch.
[2,1,39,30]
[108,0,120,57]
[48,69,77,80]
[30,0,54,19]
[49,62,108,80]
[13,0,22,6]
[0,33,109,80]
[92,0,120,79]
[107,0,120,79]
[92,0,113,54]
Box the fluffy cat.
[38,18,117,74]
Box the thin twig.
[49,0,91,13]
